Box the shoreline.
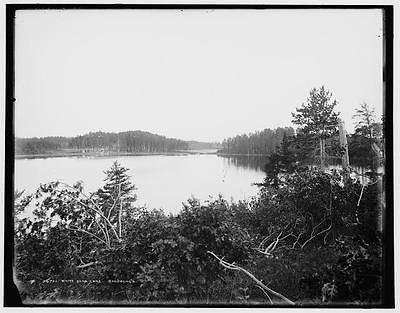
[15,151,272,160]
[15,150,218,160]
[216,153,269,157]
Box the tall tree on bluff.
[351,102,382,171]
[353,102,382,145]
[292,86,339,167]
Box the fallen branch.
[76,261,99,269]
[207,251,295,305]
[256,285,273,304]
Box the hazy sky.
[15,9,383,142]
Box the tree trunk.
[319,138,325,169]
[338,119,350,174]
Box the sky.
[15,9,383,142]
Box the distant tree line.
[186,141,222,150]
[218,127,295,155]
[15,131,189,155]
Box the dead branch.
[107,183,122,220]
[67,225,109,247]
[257,232,274,250]
[119,199,122,239]
[292,232,304,249]
[255,225,296,257]
[323,229,330,244]
[76,261,99,269]
[64,193,111,245]
[256,285,273,304]
[207,251,295,305]
[301,221,332,249]
[355,184,366,224]
[357,184,365,207]
[311,217,327,236]
[54,181,120,241]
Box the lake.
[15,153,268,214]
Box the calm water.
[15,154,267,214]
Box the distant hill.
[186,141,222,150]
[15,131,225,156]
[15,130,189,155]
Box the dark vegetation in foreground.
[14,87,384,305]
[14,162,383,304]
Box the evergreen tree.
[97,161,136,225]
[292,86,339,167]
[353,102,382,144]
[351,103,383,171]
[262,133,298,187]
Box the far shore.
[15,150,271,160]
[216,152,269,157]
[15,150,217,160]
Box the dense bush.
[14,162,382,305]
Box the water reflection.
[15,154,266,214]
[218,155,268,171]
[15,153,382,215]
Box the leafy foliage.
[14,161,382,304]
[14,93,383,304]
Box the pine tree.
[97,161,136,226]
[352,103,383,172]
[262,133,298,188]
[292,86,339,167]
[353,102,382,144]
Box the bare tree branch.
[301,221,332,249]
[256,285,273,304]
[292,232,304,249]
[119,199,122,239]
[357,184,365,207]
[63,192,110,245]
[76,261,99,269]
[254,225,297,257]
[107,183,122,220]
[54,181,120,241]
[207,251,295,305]
[67,225,109,247]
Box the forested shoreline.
[15,130,189,155]
[14,86,385,305]
[218,127,295,155]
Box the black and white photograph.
[4,4,395,307]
